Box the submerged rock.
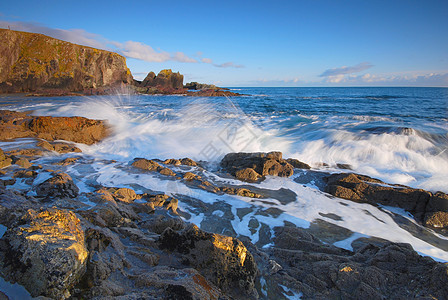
[0,208,88,299]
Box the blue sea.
[1,87,448,262]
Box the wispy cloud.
[214,61,245,68]
[0,21,240,66]
[196,54,244,68]
[319,62,374,81]
[341,72,448,87]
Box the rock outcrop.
[135,69,186,94]
[0,29,133,94]
[0,110,109,144]
[325,173,448,232]
[159,224,259,298]
[221,152,309,182]
[255,225,448,299]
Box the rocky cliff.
[0,29,133,93]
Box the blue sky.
[1,0,447,87]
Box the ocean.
[1,87,448,262]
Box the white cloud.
[201,57,213,64]
[0,20,236,66]
[320,62,374,78]
[325,72,448,87]
[214,62,245,68]
[119,41,171,62]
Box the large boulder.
[220,151,295,182]
[0,110,109,144]
[35,172,79,199]
[159,224,258,298]
[0,208,88,299]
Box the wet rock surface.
[325,173,448,232]
[0,144,447,299]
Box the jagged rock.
[134,267,224,300]
[131,158,161,171]
[0,110,109,145]
[221,151,294,182]
[0,208,88,299]
[286,158,311,169]
[35,172,79,199]
[144,69,183,89]
[324,173,448,229]
[264,225,448,299]
[235,168,262,182]
[0,29,132,94]
[159,224,258,298]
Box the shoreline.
[1,109,448,298]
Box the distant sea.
[2,87,447,193]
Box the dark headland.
[0,28,242,97]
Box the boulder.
[0,208,88,299]
[159,224,258,298]
[0,110,109,145]
[35,172,79,199]
[221,151,294,182]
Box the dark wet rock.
[221,151,294,182]
[184,81,218,90]
[0,110,109,145]
[248,225,448,299]
[336,163,353,170]
[35,172,79,199]
[286,158,311,169]
[325,173,448,232]
[188,89,243,97]
[0,208,88,299]
[159,224,258,298]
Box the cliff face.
[0,29,133,93]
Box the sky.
[1,0,447,87]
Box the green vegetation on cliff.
[0,29,133,93]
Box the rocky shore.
[0,29,244,97]
[0,110,448,299]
